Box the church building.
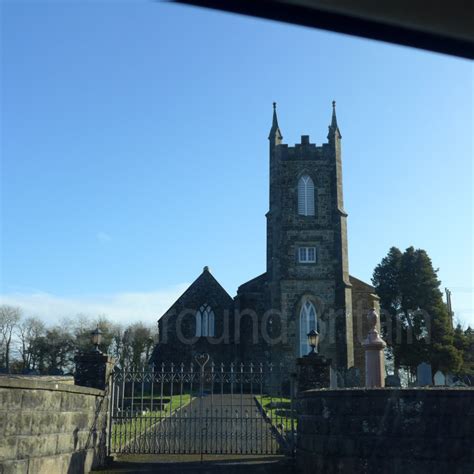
[151,102,379,380]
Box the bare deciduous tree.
[0,305,21,372]
[0,305,159,373]
[16,317,45,371]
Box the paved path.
[98,454,296,474]
[120,394,280,455]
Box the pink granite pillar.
[362,309,386,388]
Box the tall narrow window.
[195,304,215,337]
[299,300,317,356]
[298,175,315,216]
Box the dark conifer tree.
[373,246,463,375]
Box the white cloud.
[0,284,189,326]
[96,231,112,243]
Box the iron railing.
[108,355,296,456]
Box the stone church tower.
[265,102,354,370]
[151,102,378,382]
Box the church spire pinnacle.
[268,101,283,144]
[331,100,337,128]
[327,100,341,140]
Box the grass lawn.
[256,395,297,432]
[111,394,192,450]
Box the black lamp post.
[91,326,103,353]
[307,329,319,355]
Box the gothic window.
[195,304,215,337]
[298,175,315,216]
[299,300,317,356]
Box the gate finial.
[195,352,210,368]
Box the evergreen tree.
[454,325,474,381]
[373,246,463,375]
[372,247,403,371]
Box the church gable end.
[152,267,234,365]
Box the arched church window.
[298,175,315,216]
[299,300,317,356]
[195,304,215,337]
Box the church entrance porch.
[108,356,296,457]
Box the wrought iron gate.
[108,355,296,456]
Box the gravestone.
[417,362,432,386]
[446,373,455,386]
[345,367,361,387]
[329,366,338,388]
[385,374,401,387]
[434,370,446,386]
[329,367,348,388]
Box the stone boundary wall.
[297,388,474,474]
[1,375,74,385]
[0,377,108,474]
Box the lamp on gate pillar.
[296,329,331,391]
[74,326,113,390]
[91,326,103,353]
[307,329,319,354]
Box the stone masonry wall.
[0,377,108,474]
[297,388,474,474]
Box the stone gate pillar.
[74,351,114,390]
[296,353,331,392]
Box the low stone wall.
[0,377,108,474]
[297,388,474,474]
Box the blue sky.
[1,1,472,327]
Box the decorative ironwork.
[108,357,296,456]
